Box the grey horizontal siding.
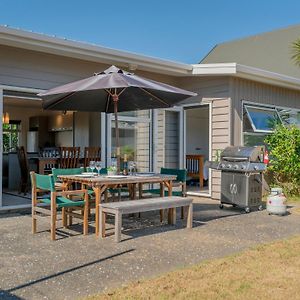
[0,44,178,90]
[164,111,180,169]
[177,76,230,105]
[208,98,231,199]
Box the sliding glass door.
[107,110,152,172]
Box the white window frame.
[242,100,300,146]
[244,104,281,133]
[182,102,212,198]
[2,122,21,153]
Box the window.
[243,105,280,146]
[3,121,21,152]
[111,110,151,172]
[277,108,300,127]
[244,105,281,133]
[243,103,300,146]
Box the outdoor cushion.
[40,196,85,209]
[52,167,83,182]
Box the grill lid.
[221,146,265,162]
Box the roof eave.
[192,63,300,91]
[0,26,192,76]
[236,64,300,91]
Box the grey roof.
[200,24,300,79]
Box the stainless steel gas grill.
[207,146,266,213]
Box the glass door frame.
[106,111,153,171]
[182,102,212,197]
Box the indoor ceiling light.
[2,112,9,124]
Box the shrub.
[264,125,300,196]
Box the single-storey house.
[1,24,300,210]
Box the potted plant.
[107,166,117,176]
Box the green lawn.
[288,195,300,203]
[87,236,300,300]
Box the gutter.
[1,26,300,90]
[192,63,300,91]
[0,25,192,76]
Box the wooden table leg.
[83,191,89,235]
[94,185,106,237]
[132,183,136,200]
[138,183,143,199]
[166,180,175,224]
[160,182,164,222]
[94,187,100,237]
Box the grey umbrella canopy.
[39,65,197,171]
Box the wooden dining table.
[58,173,177,237]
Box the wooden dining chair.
[186,154,204,188]
[16,146,30,194]
[84,146,101,168]
[52,167,84,191]
[59,147,80,168]
[139,168,187,220]
[39,147,60,174]
[30,172,89,240]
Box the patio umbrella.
[39,65,197,171]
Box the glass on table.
[89,160,96,175]
[128,161,135,175]
[95,161,103,176]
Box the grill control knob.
[220,163,225,168]
[241,165,245,170]
[234,164,239,169]
[227,164,232,169]
[254,165,258,170]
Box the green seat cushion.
[109,187,129,194]
[40,196,85,208]
[88,189,95,195]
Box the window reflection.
[111,120,150,172]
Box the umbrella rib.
[139,88,170,107]
[105,92,111,113]
[45,91,77,109]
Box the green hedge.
[265,125,300,196]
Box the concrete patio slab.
[0,197,300,300]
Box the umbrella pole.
[112,94,121,173]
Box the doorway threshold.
[187,191,211,198]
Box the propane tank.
[267,188,287,216]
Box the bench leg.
[168,207,176,225]
[171,208,176,225]
[160,210,164,222]
[187,204,193,228]
[115,212,122,242]
[99,208,106,238]
[181,206,185,219]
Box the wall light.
[2,112,10,124]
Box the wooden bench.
[100,196,193,242]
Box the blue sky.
[0,0,300,63]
